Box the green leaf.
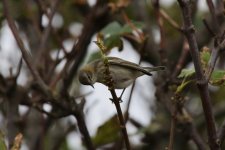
[210,70,225,86]
[0,131,7,150]
[92,115,121,147]
[120,21,145,34]
[101,21,145,36]
[178,69,195,78]
[104,35,123,51]
[101,21,123,36]
[86,51,102,63]
[100,21,144,52]
[176,80,193,94]
[200,47,210,68]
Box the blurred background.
[0,0,225,150]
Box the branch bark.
[62,1,111,91]
[3,0,50,97]
[177,0,219,149]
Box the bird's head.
[78,66,96,88]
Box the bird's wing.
[107,57,152,76]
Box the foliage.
[1,0,225,150]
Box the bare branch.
[218,120,225,146]
[159,9,182,32]
[206,0,219,32]
[35,0,60,65]
[206,37,225,81]
[61,1,110,91]
[3,0,50,96]
[168,111,177,150]
[177,0,219,149]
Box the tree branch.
[61,1,111,92]
[206,0,219,32]
[177,0,219,149]
[218,120,225,147]
[34,0,60,65]
[3,0,50,96]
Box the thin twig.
[172,40,190,79]
[15,58,23,79]
[95,37,131,150]
[206,0,219,32]
[123,15,147,122]
[61,1,110,92]
[152,0,168,65]
[125,82,135,122]
[122,11,145,42]
[72,110,95,150]
[206,38,225,81]
[24,0,42,38]
[206,39,225,81]
[36,0,68,56]
[110,89,131,150]
[3,0,50,96]
[177,0,219,149]
[35,0,60,65]
[159,9,182,32]
[202,18,216,37]
[188,122,208,150]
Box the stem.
[73,111,95,150]
[177,0,219,149]
[168,113,176,150]
[189,122,208,150]
[159,8,182,32]
[110,89,131,150]
[95,36,131,150]
[206,0,219,32]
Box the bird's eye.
[87,74,91,80]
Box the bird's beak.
[90,84,94,89]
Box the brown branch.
[41,95,95,150]
[218,120,225,146]
[153,79,208,149]
[152,0,167,65]
[3,0,50,96]
[15,58,23,79]
[61,1,110,92]
[72,109,95,150]
[159,9,182,32]
[3,2,93,147]
[95,36,131,149]
[206,0,219,32]
[177,0,219,149]
[202,18,216,37]
[36,0,69,56]
[35,0,60,65]
[188,122,208,150]
[172,40,190,79]
[109,89,131,150]
[206,37,225,81]
[123,21,147,122]
[168,111,177,150]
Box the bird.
[78,57,165,89]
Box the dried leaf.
[11,133,23,150]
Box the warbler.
[78,57,165,89]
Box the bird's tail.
[142,66,165,76]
